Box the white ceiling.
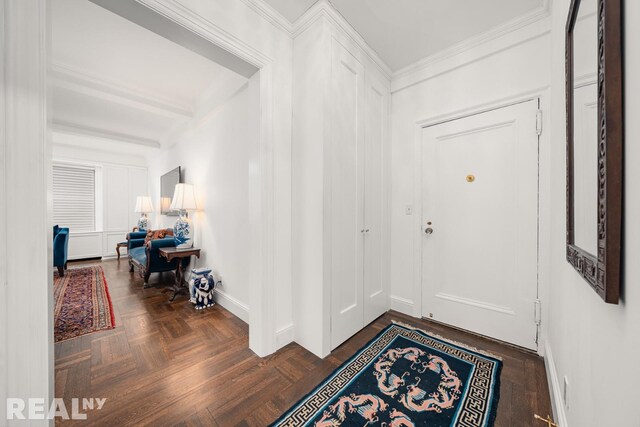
[51,0,545,154]
[263,0,544,71]
[263,0,318,23]
[52,87,174,144]
[51,0,247,153]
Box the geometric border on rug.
[54,265,115,342]
[271,322,502,427]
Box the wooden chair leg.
[64,262,68,270]
[143,271,151,288]
[57,266,64,277]
[129,262,134,273]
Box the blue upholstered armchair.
[127,229,189,288]
[53,225,69,276]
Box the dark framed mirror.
[566,0,623,303]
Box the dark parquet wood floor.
[55,259,552,426]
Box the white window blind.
[52,164,96,232]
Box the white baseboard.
[275,323,295,349]
[390,295,415,316]
[544,340,568,427]
[214,289,249,324]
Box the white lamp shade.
[170,183,198,211]
[134,196,154,213]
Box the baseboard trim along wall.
[389,295,415,316]
[544,340,569,427]
[214,289,249,324]
[275,323,295,348]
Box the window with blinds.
[52,164,96,233]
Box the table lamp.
[170,183,197,248]
[134,196,153,231]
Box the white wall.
[292,17,331,356]
[545,1,640,426]
[1,0,53,424]
[389,3,640,425]
[168,0,294,350]
[389,19,552,318]
[148,77,259,324]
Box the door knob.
[425,227,434,235]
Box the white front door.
[421,100,539,350]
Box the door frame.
[97,0,281,357]
[410,88,551,354]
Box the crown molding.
[293,0,392,80]
[122,0,551,92]
[147,0,273,68]
[392,4,551,92]
[224,0,394,79]
[292,0,327,37]
[237,0,293,35]
[169,0,552,88]
[51,61,194,120]
[53,120,161,148]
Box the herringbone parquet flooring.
[55,259,551,426]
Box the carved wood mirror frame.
[566,0,623,303]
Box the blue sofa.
[127,229,189,288]
[53,225,69,277]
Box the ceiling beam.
[89,0,259,78]
[52,120,161,149]
[51,62,193,121]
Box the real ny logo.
[6,398,107,420]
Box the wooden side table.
[116,242,128,260]
[159,247,201,302]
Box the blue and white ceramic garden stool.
[188,268,216,310]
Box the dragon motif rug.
[272,322,501,427]
[54,265,115,342]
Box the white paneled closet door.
[329,41,388,350]
[330,40,366,350]
[363,75,388,325]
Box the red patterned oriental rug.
[54,266,115,342]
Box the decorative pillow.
[144,229,174,247]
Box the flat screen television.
[160,166,181,216]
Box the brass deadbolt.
[466,174,475,182]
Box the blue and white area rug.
[272,322,502,427]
